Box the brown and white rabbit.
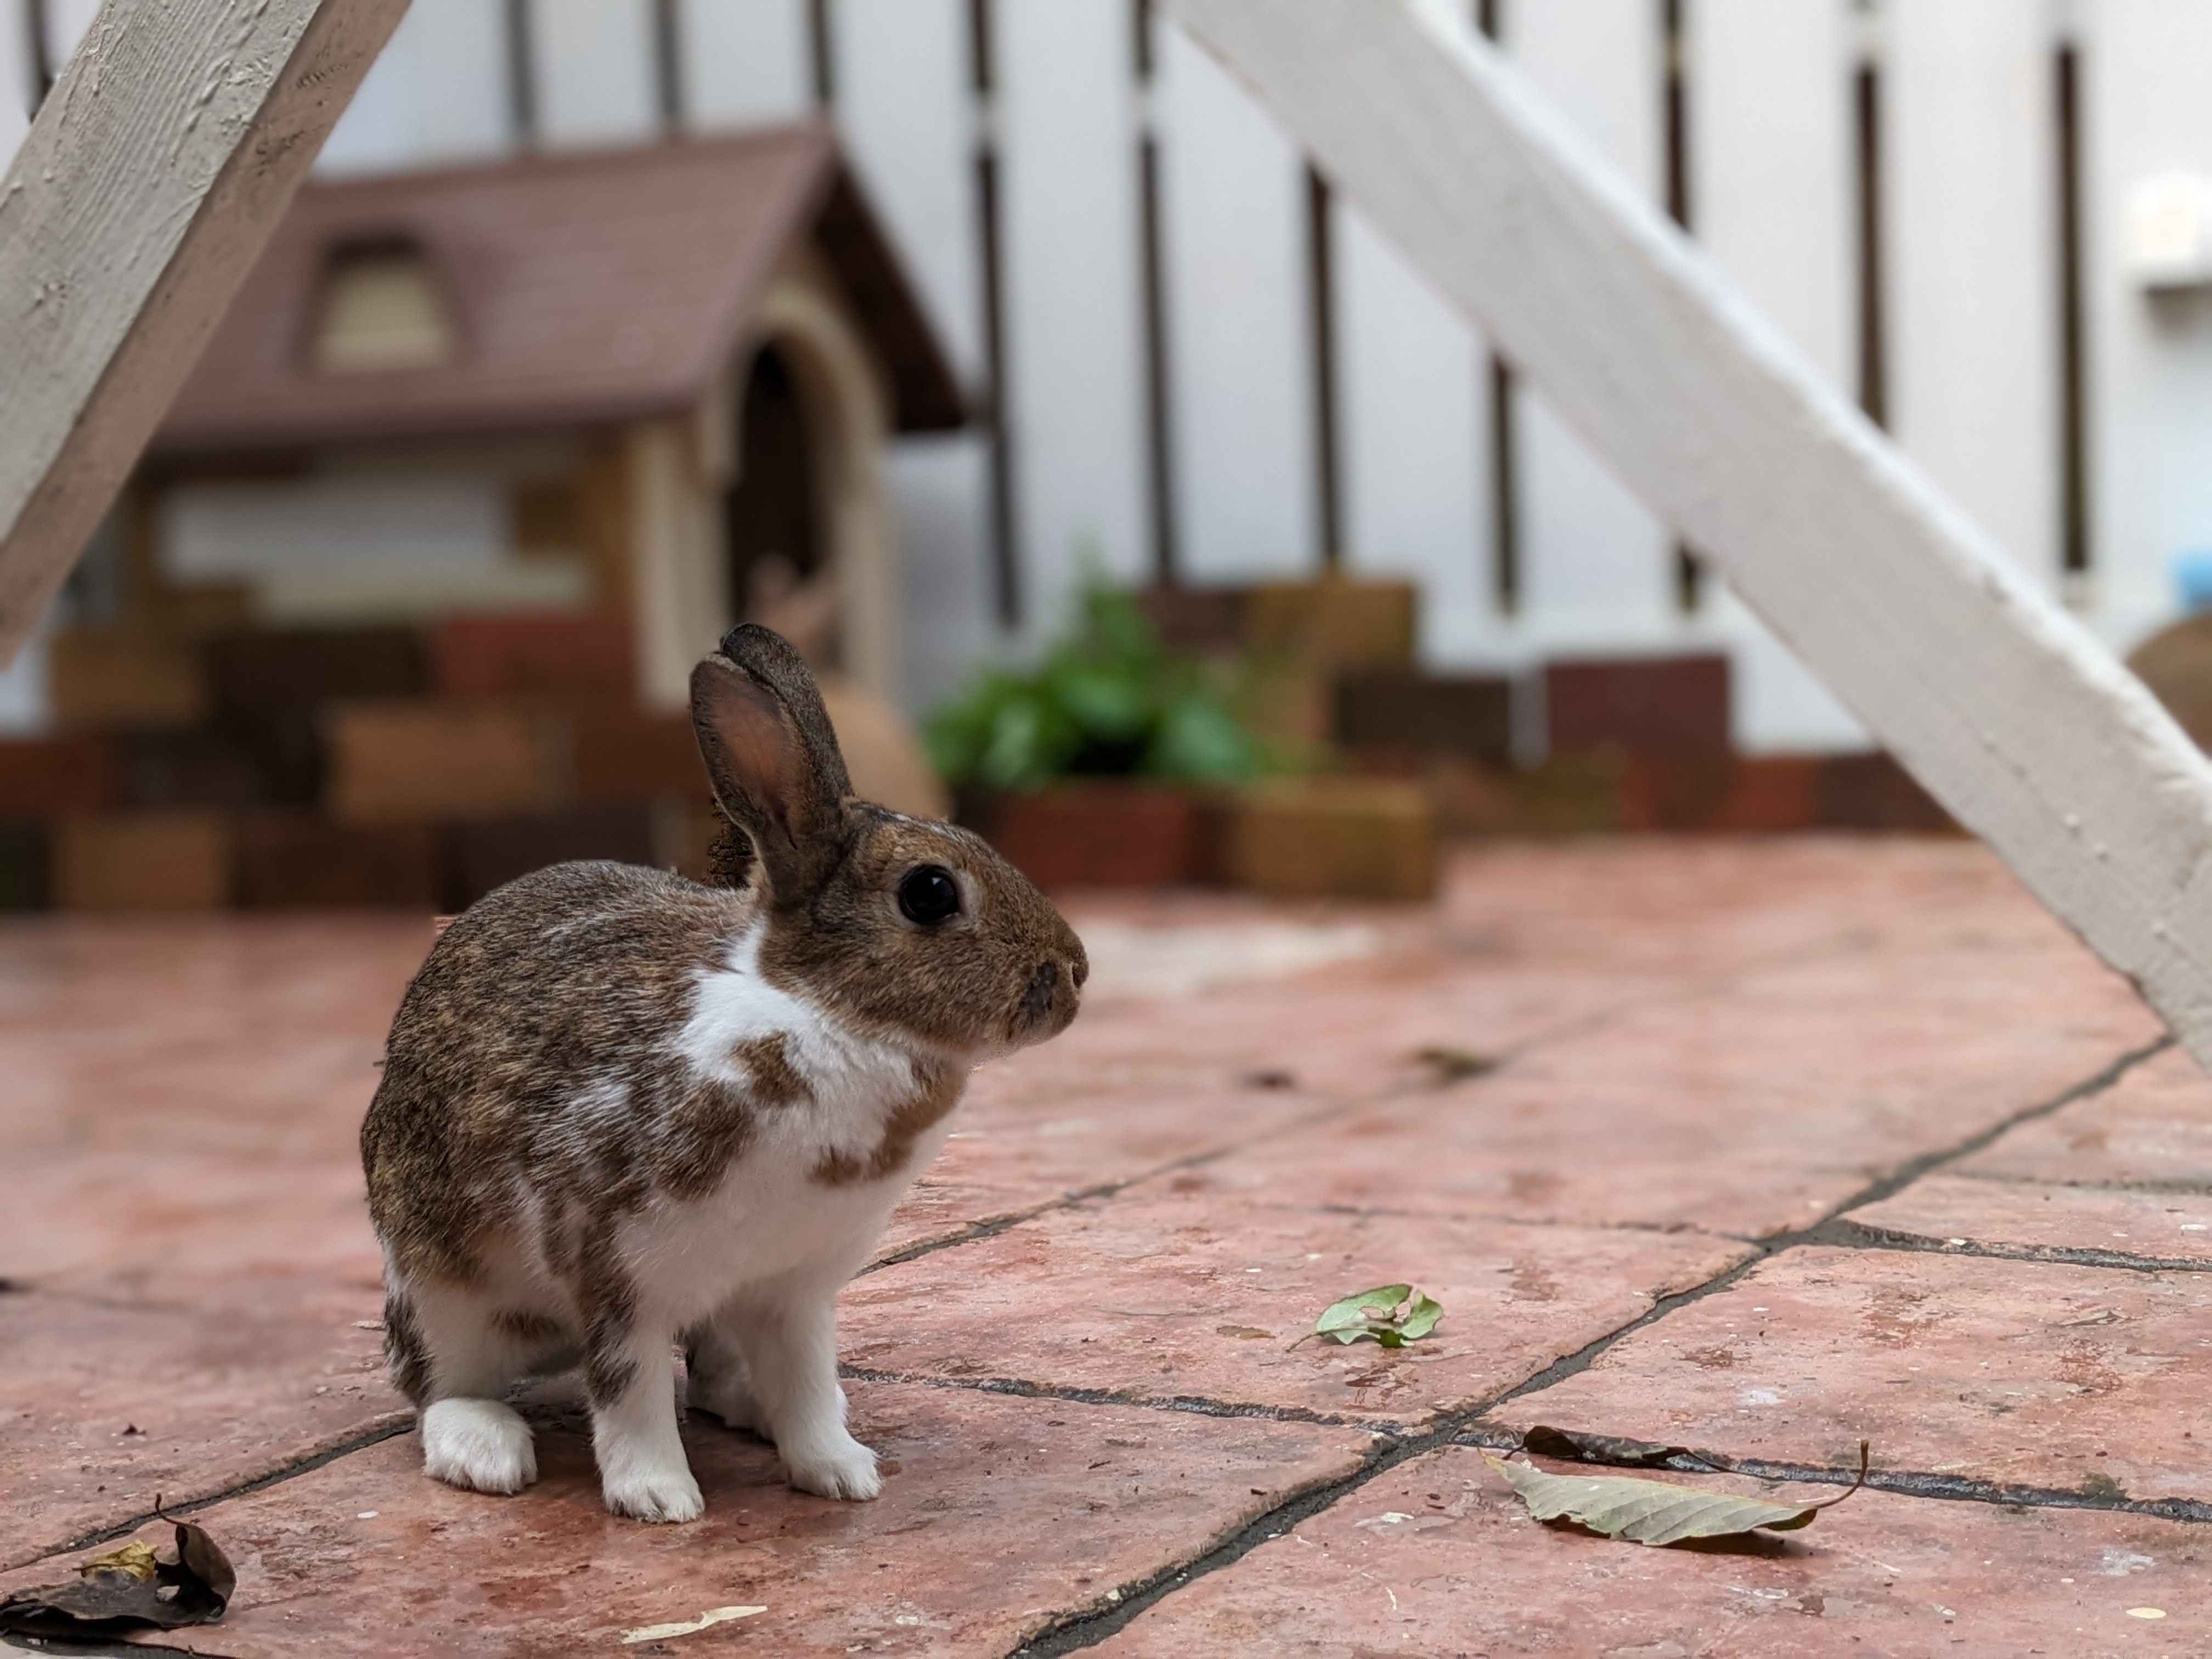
[361,624,1086,1522]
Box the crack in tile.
[1822,1217,2212,1277]
[837,1365,1390,1431]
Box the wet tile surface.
[0,1381,1371,1657]
[849,1195,1748,1430]
[1491,1246,2212,1504]
[1094,1444,2212,1659]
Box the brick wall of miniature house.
[9,0,2212,747]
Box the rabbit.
[360,624,1087,1523]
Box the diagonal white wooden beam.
[1171,0,2212,1068]
[0,0,411,663]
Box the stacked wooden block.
[0,613,715,913]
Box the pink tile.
[0,1380,1370,1656]
[848,1194,1747,1429]
[1492,1246,2212,1505]
[1097,1444,2212,1658]
[1960,1042,2212,1189]
[1853,1175,2212,1264]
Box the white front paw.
[421,1398,538,1496]
[782,1434,881,1502]
[602,1459,706,1523]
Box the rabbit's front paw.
[421,1398,538,1495]
[602,1459,706,1524]
[782,1433,881,1502]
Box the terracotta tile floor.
[2,838,2206,1656]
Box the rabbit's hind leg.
[683,1307,764,1436]
[401,1282,545,1496]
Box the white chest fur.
[614,923,957,1319]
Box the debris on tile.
[1412,1045,1497,1084]
[1291,1284,1444,1350]
[0,1517,235,1639]
[1518,1424,1705,1469]
[619,1605,768,1644]
[1484,1441,1869,1547]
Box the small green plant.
[927,582,1265,793]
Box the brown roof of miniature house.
[151,124,966,455]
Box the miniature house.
[139,123,964,710]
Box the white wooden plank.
[834,0,980,380]
[998,0,1147,629]
[1888,0,2057,584]
[888,436,996,713]
[1166,0,2212,1067]
[1338,202,1491,666]
[1502,0,1672,640]
[680,0,811,131]
[530,0,657,149]
[1156,15,1312,580]
[2083,0,2212,651]
[0,0,411,665]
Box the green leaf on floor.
[1291,1284,1445,1349]
[0,1519,235,1640]
[1484,1441,1869,1547]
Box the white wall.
[681,0,811,130]
[998,0,1148,628]
[318,0,511,177]
[2085,0,2212,654]
[1888,0,2058,584]
[1156,19,1313,583]
[1503,0,1675,646]
[531,0,658,149]
[0,0,31,173]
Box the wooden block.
[111,730,272,809]
[1137,583,1249,653]
[1817,752,1958,833]
[53,811,232,912]
[1243,573,1417,669]
[1545,654,1731,756]
[2125,614,2212,751]
[325,701,565,825]
[819,677,952,820]
[1229,777,1436,900]
[0,821,49,911]
[1622,753,1822,832]
[989,786,1201,890]
[203,627,424,716]
[450,803,661,909]
[0,736,112,816]
[430,611,636,701]
[1336,667,1514,764]
[571,709,707,804]
[48,628,207,730]
[1508,753,1626,836]
[234,812,443,910]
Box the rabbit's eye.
[898,865,962,926]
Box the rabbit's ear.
[691,624,855,901]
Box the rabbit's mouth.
[1013,958,1081,1042]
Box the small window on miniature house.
[311,241,456,374]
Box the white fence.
[8,0,2212,746]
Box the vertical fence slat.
[0,1,31,172]
[2086,0,2212,647]
[317,2,514,177]
[1339,206,1490,663]
[680,0,812,131]
[1506,0,1672,645]
[1156,18,1313,580]
[530,0,658,149]
[1889,0,2057,584]
[998,0,1148,624]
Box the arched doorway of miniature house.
[727,274,899,708]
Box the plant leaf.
[1484,1443,1869,1547]
[1293,1284,1445,1350]
[1520,1425,1703,1468]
